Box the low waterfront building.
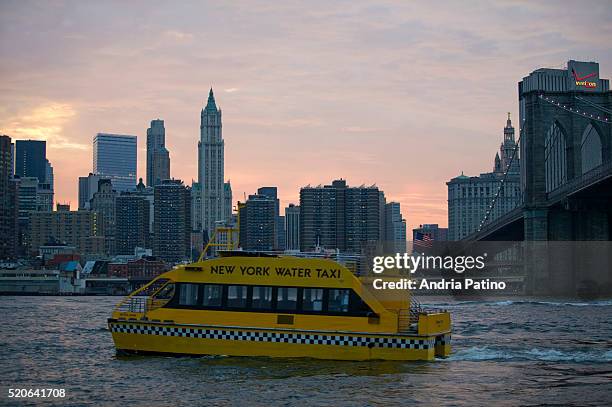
[108,262,128,278]
[0,265,129,295]
[126,257,168,279]
[0,269,60,294]
[81,260,110,277]
[38,243,77,261]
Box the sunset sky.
[1,1,611,231]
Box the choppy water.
[1,296,611,406]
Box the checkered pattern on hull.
[109,323,435,350]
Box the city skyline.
[1,1,611,231]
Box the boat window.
[277,287,298,310]
[179,283,199,306]
[154,283,175,300]
[202,285,222,307]
[136,278,169,296]
[349,291,372,314]
[328,289,350,313]
[252,286,273,309]
[227,285,248,308]
[162,283,373,317]
[302,288,324,311]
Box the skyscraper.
[130,178,154,238]
[299,179,384,253]
[10,142,14,177]
[36,182,53,212]
[257,186,280,249]
[198,88,232,237]
[45,159,54,191]
[78,173,104,209]
[285,204,300,251]
[90,179,117,254]
[93,133,137,192]
[277,215,286,251]
[384,202,407,253]
[17,177,39,214]
[153,179,191,263]
[190,181,202,231]
[0,135,18,259]
[15,140,46,182]
[238,193,276,251]
[15,177,39,254]
[224,181,233,222]
[146,119,170,187]
[115,193,150,255]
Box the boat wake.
[445,346,612,363]
[425,299,612,308]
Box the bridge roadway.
[463,160,612,241]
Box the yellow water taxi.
[108,253,451,361]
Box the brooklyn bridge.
[462,60,612,296]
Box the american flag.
[414,231,433,248]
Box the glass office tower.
[93,133,137,192]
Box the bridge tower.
[519,60,612,241]
[518,60,612,295]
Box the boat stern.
[417,311,452,358]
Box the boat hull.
[108,319,450,361]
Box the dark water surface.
[1,296,611,406]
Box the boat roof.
[163,255,358,290]
[218,250,278,258]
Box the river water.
[1,296,611,406]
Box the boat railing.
[218,250,364,274]
[116,295,149,314]
[410,297,423,323]
[398,298,423,333]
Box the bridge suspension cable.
[477,133,522,232]
[573,96,612,116]
[539,95,612,124]
[539,94,612,185]
[478,94,611,233]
